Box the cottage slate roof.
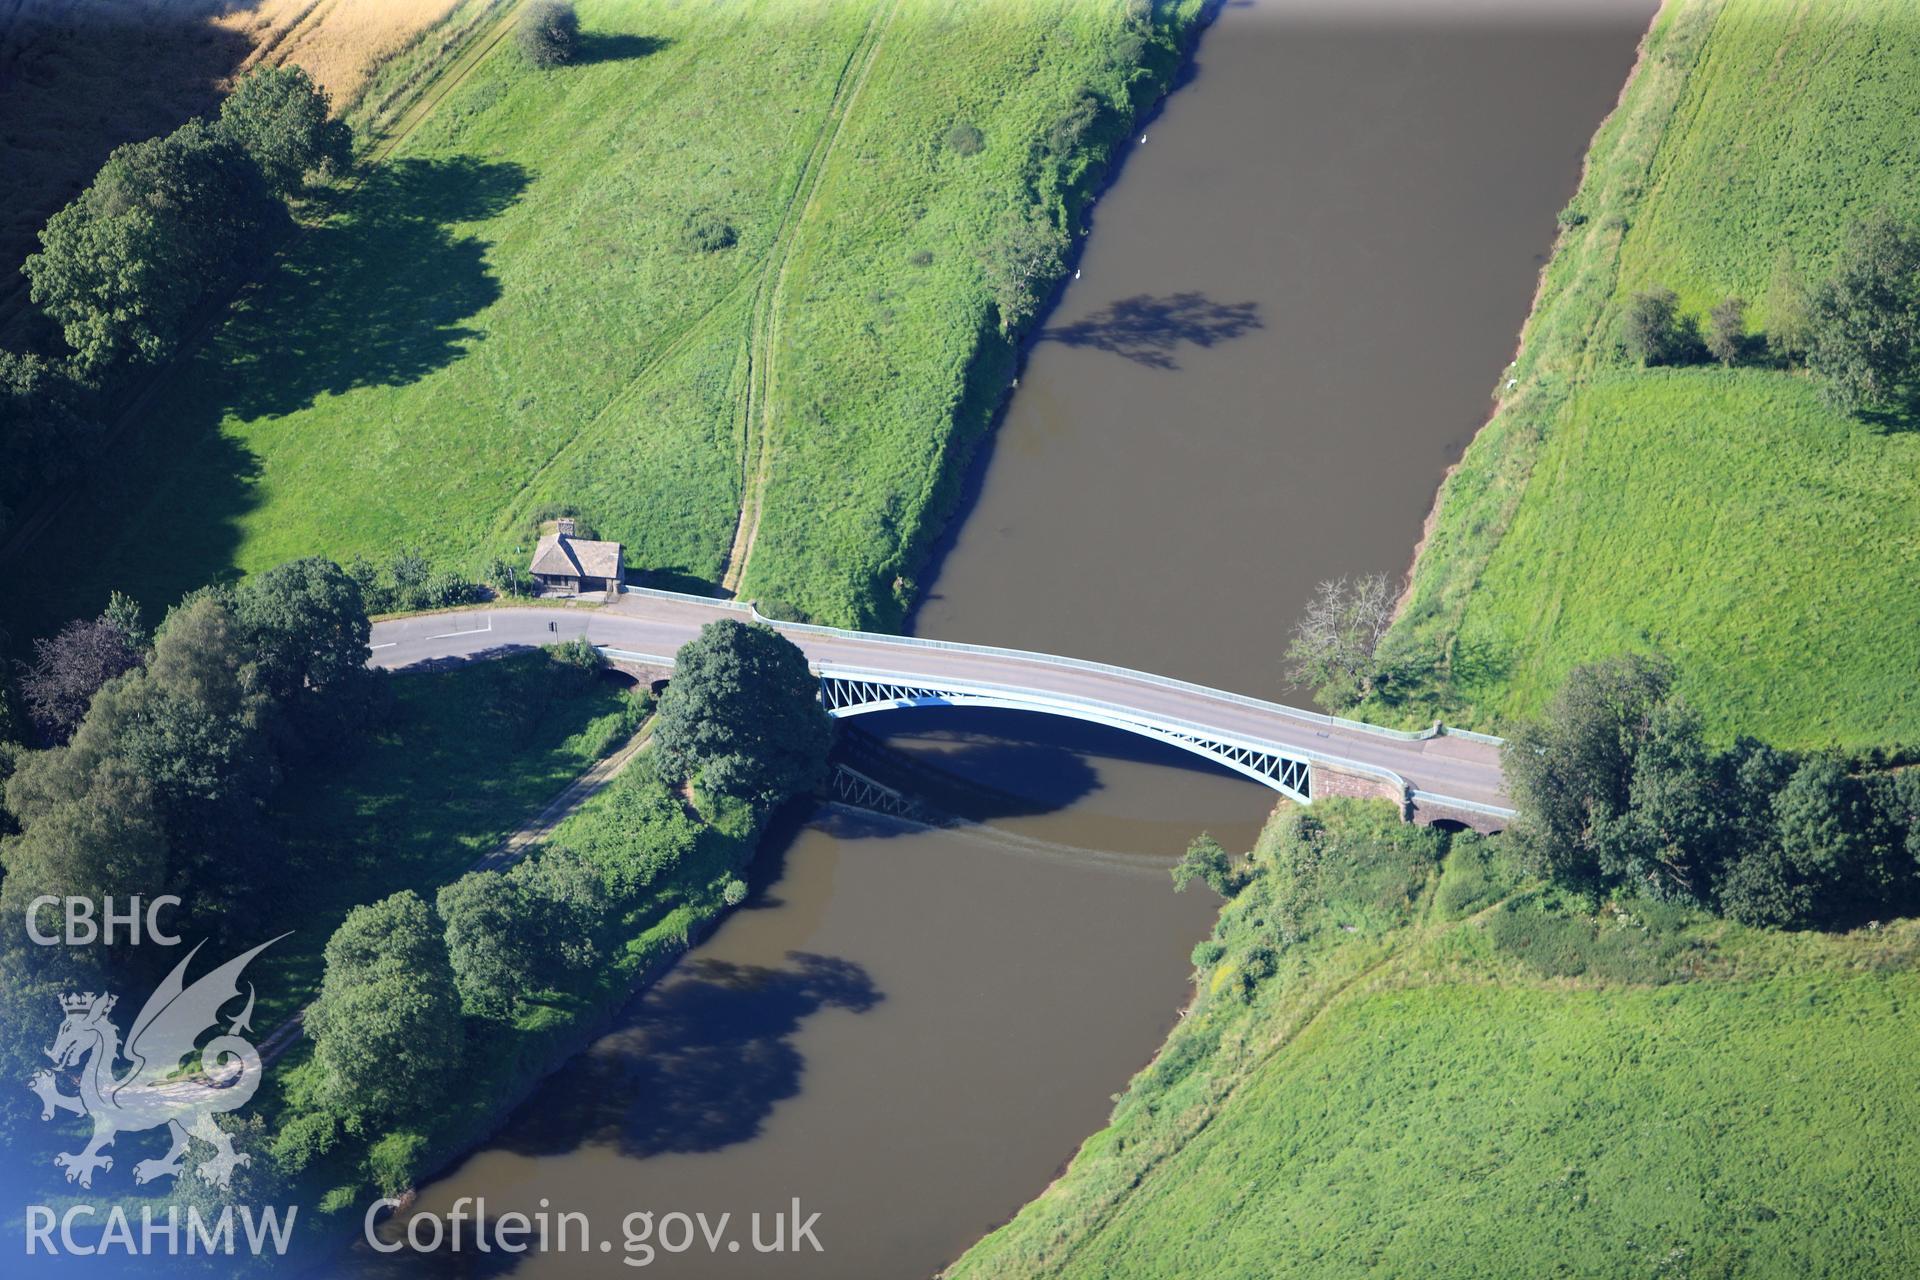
[529,533,623,580]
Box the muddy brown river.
[368,3,1651,1275]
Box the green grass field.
[5,0,1200,640]
[1379,0,1920,750]
[949,801,1920,1279]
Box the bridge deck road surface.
[367,595,1510,811]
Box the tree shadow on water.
[496,952,882,1160]
[212,155,529,421]
[1040,292,1262,370]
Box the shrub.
[946,123,984,155]
[517,0,579,69]
[723,878,749,906]
[1764,248,1814,363]
[1189,938,1226,971]
[683,210,737,253]
[1171,832,1238,896]
[367,1130,429,1197]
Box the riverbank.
[948,799,1920,1278]
[1373,0,1920,750]
[268,741,774,1258]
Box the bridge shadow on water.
[490,952,882,1162]
[818,706,1268,838]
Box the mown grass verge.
[947,798,1920,1279]
[1373,0,1920,750]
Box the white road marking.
[428,615,493,640]
[369,642,398,650]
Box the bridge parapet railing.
[748,606,1504,748]
[1410,790,1519,820]
[611,584,1503,748]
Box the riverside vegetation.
[1,0,1206,657]
[949,799,1920,1279]
[1364,0,1920,751]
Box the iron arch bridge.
[818,667,1321,803]
[367,590,1514,831]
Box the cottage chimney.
[556,517,576,538]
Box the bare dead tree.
[1286,574,1393,710]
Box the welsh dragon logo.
[28,935,286,1190]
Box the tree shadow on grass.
[571,32,673,65]
[495,952,882,1159]
[1855,386,1920,435]
[1039,292,1262,370]
[2,158,528,650]
[211,155,529,422]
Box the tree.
[1171,832,1237,896]
[216,65,351,196]
[1623,286,1698,366]
[306,891,462,1125]
[652,620,831,806]
[1763,247,1814,363]
[509,844,604,972]
[1286,574,1394,709]
[517,0,580,68]
[437,871,538,1020]
[1706,296,1746,365]
[1807,213,1920,412]
[16,613,144,744]
[0,755,168,955]
[1505,654,1673,891]
[24,119,283,372]
[0,351,95,528]
[229,557,373,747]
[980,203,1068,333]
[1598,698,1721,900]
[105,596,275,914]
[1769,756,1879,923]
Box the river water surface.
[370,3,1650,1276]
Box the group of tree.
[292,835,604,1144]
[1506,654,1920,929]
[0,66,348,542]
[24,65,348,376]
[1624,212,1920,414]
[0,559,379,966]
